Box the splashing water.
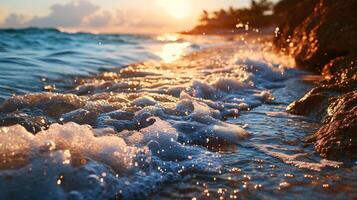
[0,29,356,200]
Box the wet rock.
[322,55,357,85]
[274,0,318,56]
[287,88,328,121]
[277,0,357,160]
[308,92,357,160]
[287,75,356,160]
[275,0,357,70]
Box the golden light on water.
[155,33,191,63]
[155,42,191,63]
[157,33,181,42]
[156,0,192,19]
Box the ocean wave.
[1,32,354,199]
[0,29,212,101]
[0,37,307,199]
[0,27,61,34]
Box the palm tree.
[199,10,210,24]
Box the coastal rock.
[277,0,357,160]
[288,85,357,160]
[322,55,357,85]
[309,92,357,160]
[273,0,317,54]
[275,0,357,70]
[286,87,329,121]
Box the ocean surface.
[0,28,356,200]
[0,28,219,102]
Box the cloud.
[2,1,100,28]
[3,13,27,27]
[86,10,112,27]
[28,1,99,27]
[0,0,191,33]
[0,7,6,22]
[113,9,169,28]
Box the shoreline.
[1,32,356,199]
[0,0,356,198]
[274,0,357,161]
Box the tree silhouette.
[189,0,274,34]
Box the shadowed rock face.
[276,0,357,160]
[275,0,357,71]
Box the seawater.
[0,28,356,200]
[0,28,217,101]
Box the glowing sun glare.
[155,42,191,63]
[156,0,192,19]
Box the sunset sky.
[0,0,278,33]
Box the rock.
[277,0,357,160]
[288,86,357,160]
[287,76,356,160]
[322,54,357,85]
[286,87,329,121]
[274,0,318,55]
[275,0,357,71]
[309,92,357,160]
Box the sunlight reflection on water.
[155,42,191,63]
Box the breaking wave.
[0,30,356,199]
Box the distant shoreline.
[180,26,276,36]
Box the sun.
[156,0,192,19]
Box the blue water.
[0,28,356,200]
[0,28,211,102]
